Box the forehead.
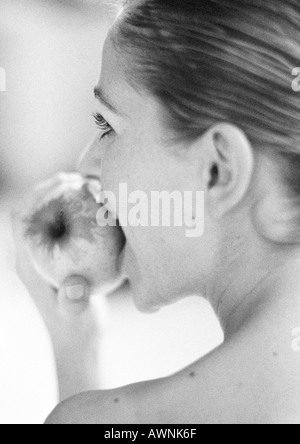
[99,35,164,122]
[97,33,173,146]
[98,36,140,117]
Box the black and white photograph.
[0,0,300,426]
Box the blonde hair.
[112,0,300,200]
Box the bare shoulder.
[135,312,300,424]
[44,387,138,425]
[44,392,100,425]
[45,310,300,424]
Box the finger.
[57,275,91,319]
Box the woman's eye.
[93,112,113,140]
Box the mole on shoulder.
[114,398,120,404]
[189,372,196,378]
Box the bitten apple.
[21,173,125,293]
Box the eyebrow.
[94,86,120,115]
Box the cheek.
[101,139,150,218]
[101,136,132,190]
[100,141,140,245]
[100,137,189,252]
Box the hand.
[11,176,102,399]
[11,175,96,324]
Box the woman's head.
[78,0,300,313]
[114,0,300,173]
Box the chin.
[135,278,195,312]
[133,295,161,313]
[128,279,163,313]
[117,239,187,312]
[134,298,162,314]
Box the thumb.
[58,275,90,318]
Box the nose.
[76,134,105,179]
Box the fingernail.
[65,284,85,301]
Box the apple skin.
[22,173,126,292]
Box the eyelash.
[93,112,113,139]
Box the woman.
[13,0,300,424]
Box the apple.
[22,173,126,293]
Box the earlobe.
[252,195,300,245]
[206,123,254,219]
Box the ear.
[201,123,254,219]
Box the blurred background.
[0,0,223,424]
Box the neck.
[209,245,300,338]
